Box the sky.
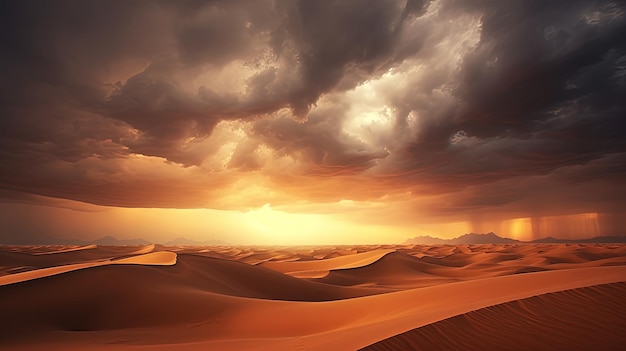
[1,0,625,244]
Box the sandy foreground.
[1,243,625,350]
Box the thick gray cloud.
[251,102,389,175]
[278,0,431,116]
[383,0,626,191]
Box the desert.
[1,242,625,350]
[2,2,626,349]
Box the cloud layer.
[1,0,625,228]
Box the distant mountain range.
[162,237,229,246]
[0,234,228,246]
[403,232,626,245]
[3,233,624,246]
[530,236,626,244]
[0,234,152,246]
[91,236,152,246]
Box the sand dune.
[113,250,175,265]
[0,251,177,286]
[123,243,156,256]
[186,265,626,351]
[261,249,395,278]
[317,252,463,288]
[31,244,98,255]
[0,244,625,350]
[362,282,626,351]
[316,245,626,289]
[0,244,173,276]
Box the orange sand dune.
[0,251,177,286]
[180,266,626,351]
[316,245,626,289]
[0,244,171,275]
[123,243,156,256]
[31,244,98,255]
[317,252,463,289]
[113,250,176,265]
[0,244,625,351]
[1,265,625,350]
[362,282,626,351]
[261,249,395,278]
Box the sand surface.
[1,243,625,350]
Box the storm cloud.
[1,0,625,229]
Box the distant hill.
[162,237,229,246]
[0,234,151,246]
[403,232,520,245]
[400,235,450,245]
[532,235,626,244]
[454,232,519,244]
[93,236,152,246]
[0,234,77,245]
[0,234,230,246]
[532,236,577,244]
[403,232,626,245]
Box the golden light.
[241,203,411,245]
[502,217,533,241]
[530,212,601,240]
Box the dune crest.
[362,282,626,351]
[0,251,177,286]
[261,249,395,278]
[123,243,156,256]
[31,244,98,255]
[113,251,176,265]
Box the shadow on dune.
[0,253,388,341]
[361,282,626,351]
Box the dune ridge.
[0,251,177,286]
[31,244,98,255]
[261,249,395,278]
[123,243,156,256]
[362,282,626,351]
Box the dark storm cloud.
[386,0,626,195]
[0,0,430,191]
[251,101,389,175]
[279,0,432,116]
[0,0,168,164]
[455,0,626,136]
[2,0,427,166]
[0,0,625,218]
